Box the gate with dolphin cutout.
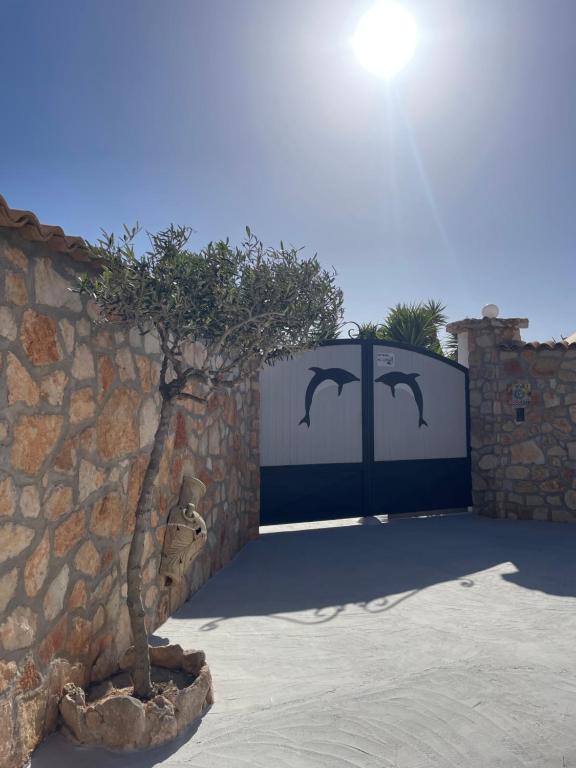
[259,339,471,525]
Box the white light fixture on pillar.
[481,304,499,319]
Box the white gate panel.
[260,345,362,467]
[373,345,467,462]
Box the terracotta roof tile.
[0,193,94,263]
[499,341,576,351]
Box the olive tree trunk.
[127,394,174,699]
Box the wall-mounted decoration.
[374,371,428,428]
[299,366,360,427]
[160,476,207,584]
[509,382,531,407]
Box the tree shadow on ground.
[172,513,576,631]
[33,514,576,768]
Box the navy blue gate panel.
[369,458,471,516]
[261,464,364,525]
[259,340,471,525]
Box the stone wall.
[0,231,260,768]
[447,316,576,523]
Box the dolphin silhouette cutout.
[375,371,428,428]
[299,367,360,427]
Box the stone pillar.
[446,317,529,517]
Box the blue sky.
[2,0,575,341]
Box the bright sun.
[353,1,418,80]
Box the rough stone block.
[74,541,101,577]
[545,495,562,506]
[38,615,69,665]
[59,318,75,354]
[70,388,96,423]
[90,493,122,538]
[35,257,82,312]
[541,478,564,492]
[0,699,15,766]
[20,309,61,365]
[17,657,42,694]
[0,606,37,650]
[17,685,49,759]
[0,475,17,518]
[68,580,88,611]
[0,660,17,693]
[20,485,40,518]
[78,460,105,502]
[504,466,529,480]
[46,485,73,520]
[140,398,159,447]
[24,532,50,597]
[40,370,68,406]
[5,270,28,304]
[135,355,152,392]
[0,523,35,566]
[478,454,498,471]
[43,566,70,621]
[0,568,18,613]
[0,306,17,340]
[510,440,545,465]
[97,388,140,460]
[71,343,95,379]
[7,352,39,406]
[54,436,77,473]
[97,355,115,398]
[66,688,146,749]
[115,347,136,381]
[66,617,92,659]
[54,512,85,558]
[11,414,63,474]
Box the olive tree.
[80,225,343,699]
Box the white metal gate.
[260,340,470,524]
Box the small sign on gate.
[376,351,395,368]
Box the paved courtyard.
[34,513,576,767]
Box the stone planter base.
[59,645,213,751]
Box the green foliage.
[444,331,459,361]
[347,322,382,340]
[349,300,450,356]
[378,300,447,354]
[80,225,343,397]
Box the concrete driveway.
[33,513,576,767]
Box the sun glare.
[353,1,418,80]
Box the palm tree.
[378,300,447,354]
[444,332,459,361]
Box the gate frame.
[260,338,471,523]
